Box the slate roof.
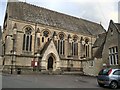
[93,33,106,58]
[115,23,120,32]
[93,33,106,48]
[8,1,105,36]
[39,39,52,56]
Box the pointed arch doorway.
[47,56,54,70]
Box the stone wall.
[83,58,103,76]
[2,18,98,74]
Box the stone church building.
[2,1,106,75]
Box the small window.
[59,33,64,40]
[98,69,111,75]
[48,38,49,42]
[113,70,120,75]
[85,38,89,44]
[43,30,49,37]
[80,37,83,42]
[111,29,113,36]
[73,35,78,42]
[42,37,44,42]
[109,46,118,65]
[89,61,94,67]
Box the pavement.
[2,74,109,89]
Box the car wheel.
[110,81,118,89]
[98,83,104,87]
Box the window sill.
[110,64,119,66]
[22,51,32,54]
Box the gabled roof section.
[109,20,120,33]
[39,39,58,57]
[93,33,106,48]
[93,33,106,58]
[7,1,105,36]
[39,40,52,56]
[114,23,120,33]
[94,43,105,58]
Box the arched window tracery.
[72,35,78,56]
[22,27,32,51]
[42,30,50,43]
[58,33,65,55]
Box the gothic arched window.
[58,33,65,55]
[72,35,78,56]
[22,27,32,51]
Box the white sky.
[0,0,119,30]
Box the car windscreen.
[98,69,110,75]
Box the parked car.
[97,68,120,89]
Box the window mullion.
[74,43,75,56]
[61,41,62,55]
[72,42,74,56]
[28,35,30,51]
[25,35,27,51]
[87,45,89,57]
[59,40,61,54]
[62,40,63,55]
[22,34,25,50]
[58,40,59,54]
[30,35,32,51]
[112,54,114,65]
[109,55,111,65]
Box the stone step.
[62,71,84,75]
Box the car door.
[118,70,120,86]
[113,70,120,86]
